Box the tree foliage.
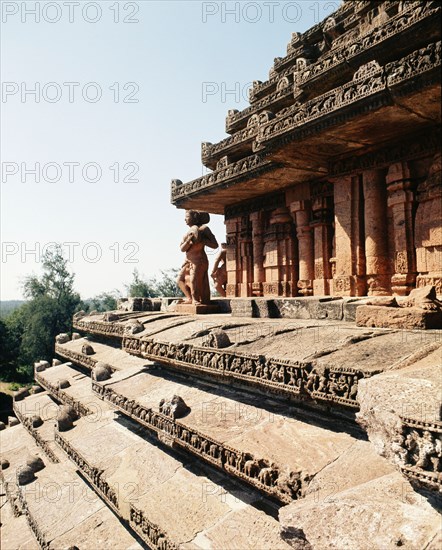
[0,245,81,382]
[125,268,183,298]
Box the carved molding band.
[16,486,50,550]
[171,155,282,205]
[12,402,60,464]
[258,40,440,149]
[73,318,126,337]
[55,431,119,514]
[93,381,303,504]
[122,336,365,409]
[130,504,178,550]
[55,344,98,372]
[396,416,442,491]
[35,372,92,417]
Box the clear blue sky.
[1,0,339,300]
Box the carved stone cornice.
[201,123,260,169]
[122,336,370,409]
[296,1,440,91]
[171,154,283,205]
[257,40,441,151]
[258,63,387,146]
[225,85,294,134]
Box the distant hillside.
[0,300,25,318]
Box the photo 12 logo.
[1,2,140,24]
[201,2,340,24]
[2,82,140,104]
[1,162,140,184]
[2,242,140,264]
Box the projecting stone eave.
[171,46,441,214]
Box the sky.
[1,0,339,300]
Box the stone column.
[363,169,391,295]
[415,153,442,294]
[332,176,366,296]
[289,201,314,296]
[250,211,265,296]
[225,217,240,298]
[386,162,417,295]
[311,196,333,296]
[238,216,253,297]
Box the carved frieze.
[122,336,366,409]
[93,381,303,504]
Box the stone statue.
[177,210,218,305]
[211,242,227,297]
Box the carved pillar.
[415,153,442,294]
[289,201,314,296]
[332,176,366,296]
[311,195,334,296]
[386,162,417,295]
[363,169,391,295]
[238,216,253,297]
[225,217,240,297]
[250,211,265,297]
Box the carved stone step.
[91,363,361,504]
[55,410,291,550]
[0,423,144,549]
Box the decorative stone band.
[55,431,119,515]
[73,318,126,337]
[225,85,294,134]
[122,337,365,409]
[55,430,176,550]
[55,344,98,372]
[201,124,259,168]
[35,372,92,417]
[258,40,441,149]
[93,381,303,504]
[12,402,59,464]
[296,1,439,88]
[171,155,283,205]
[329,129,441,177]
[249,64,298,104]
[129,503,178,550]
[396,416,442,491]
[0,469,22,517]
[16,485,50,549]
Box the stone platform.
[2,309,441,549]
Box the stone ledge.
[356,305,442,329]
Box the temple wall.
[225,152,442,298]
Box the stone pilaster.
[311,196,333,296]
[415,153,442,294]
[225,217,240,298]
[250,211,265,297]
[363,169,391,296]
[386,162,417,295]
[332,176,366,296]
[289,201,314,296]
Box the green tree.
[125,268,183,298]
[0,245,81,382]
[85,290,122,312]
[125,269,158,298]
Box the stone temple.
[1,2,441,550]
